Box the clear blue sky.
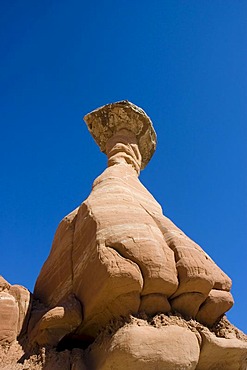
[1,1,246,333]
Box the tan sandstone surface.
[0,312,246,369]
[0,276,31,345]
[1,101,246,369]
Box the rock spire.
[0,101,246,369]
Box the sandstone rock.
[84,100,157,170]
[0,276,10,291]
[171,292,205,318]
[9,285,32,336]
[2,101,247,369]
[34,209,78,306]
[197,330,247,370]
[85,321,200,369]
[0,292,18,344]
[196,289,234,326]
[34,101,234,342]
[29,294,82,347]
[139,293,171,315]
[3,313,245,370]
[0,276,31,344]
[148,212,233,321]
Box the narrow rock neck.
[105,130,142,176]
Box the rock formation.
[0,101,246,369]
[0,276,31,345]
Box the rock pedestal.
[1,101,246,369]
[34,101,234,335]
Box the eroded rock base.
[1,315,246,370]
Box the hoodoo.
[1,101,246,369]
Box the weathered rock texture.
[29,294,82,347]
[85,315,247,370]
[0,276,31,345]
[1,313,246,370]
[1,101,246,369]
[34,101,233,337]
[86,321,201,370]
